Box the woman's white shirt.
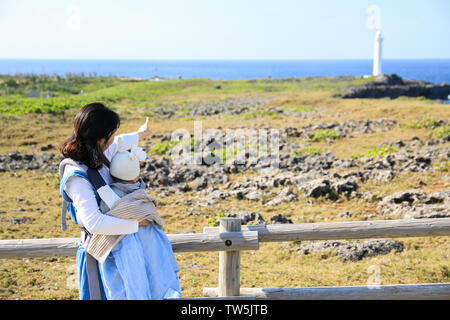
[63,132,140,235]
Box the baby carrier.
[59,159,109,300]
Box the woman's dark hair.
[59,102,120,169]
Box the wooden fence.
[1,217,449,300]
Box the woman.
[58,102,181,300]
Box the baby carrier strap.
[86,167,107,189]
[84,168,109,300]
[59,166,101,231]
[59,160,107,300]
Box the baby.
[88,137,181,300]
[98,137,153,215]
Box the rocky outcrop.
[225,211,265,225]
[0,152,61,174]
[376,190,450,219]
[336,74,450,100]
[264,187,298,206]
[270,214,293,224]
[150,96,274,119]
[297,239,404,261]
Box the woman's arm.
[65,176,139,235]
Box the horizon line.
[1,58,450,61]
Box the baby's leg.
[137,224,182,299]
[111,234,152,300]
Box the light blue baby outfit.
[98,180,182,300]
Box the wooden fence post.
[218,218,241,297]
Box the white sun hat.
[110,136,147,181]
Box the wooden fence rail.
[0,217,449,300]
[0,230,259,258]
[203,283,450,300]
[203,217,450,242]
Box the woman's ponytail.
[60,134,84,162]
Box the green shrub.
[401,116,440,129]
[175,106,192,117]
[352,145,399,159]
[429,125,450,140]
[281,105,315,113]
[207,212,225,227]
[149,140,182,154]
[241,110,283,120]
[432,161,450,172]
[150,136,196,155]
[308,129,340,142]
[211,147,240,163]
[293,147,323,156]
[366,145,399,158]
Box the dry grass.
[0,82,449,300]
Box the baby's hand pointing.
[138,117,151,139]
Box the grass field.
[0,75,449,299]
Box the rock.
[376,190,450,219]
[270,214,293,224]
[177,183,192,192]
[153,96,273,119]
[40,144,53,151]
[191,177,208,191]
[363,214,377,220]
[226,211,265,225]
[339,239,404,261]
[409,137,424,148]
[363,169,395,182]
[336,74,450,100]
[10,217,32,225]
[382,190,426,205]
[331,179,359,198]
[374,74,405,85]
[338,211,352,218]
[360,191,381,202]
[183,262,205,269]
[297,239,404,261]
[264,187,298,206]
[229,189,246,200]
[203,189,230,205]
[299,179,335,199]
[416,180,427,188]
[244,190,262,201]
[0,152,61,173]
[298,177,359,200]
[390,140,405,148]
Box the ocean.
[0,59,449,84]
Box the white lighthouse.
[372,31,383,76]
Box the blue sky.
[0,0,449,60]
